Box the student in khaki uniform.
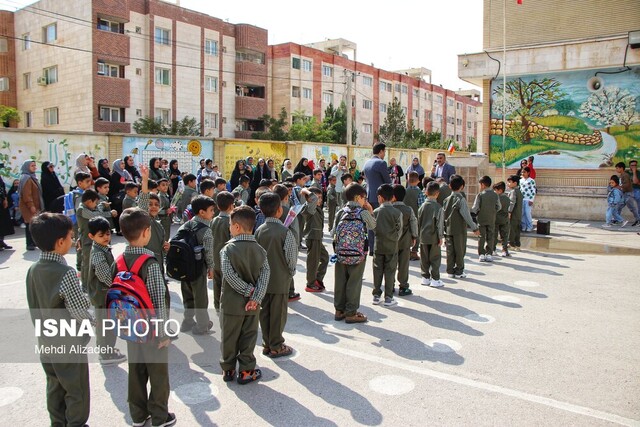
[211,191,235,312]
[255,193,298,357]
[404,171,424,260]
[220,205,270,384]
[436,178,452,206]
[138,167,171,278]
[26,213,93,427]
[392,184,417,296]
[332,183,376,323]
[156,178,173,242]
[372,184,402,307]
[418,182,445,288]
[492,181,511,257]
[326,175,338,232]
[507,175,523,251]
[176,174,198,219]
[121,182,139,210]
[94,177,115,230]
[301,187,327,292]
[471,175,501,262]
[116,208,176,427]
[273,184,302,301]
[72,172,93,273]
[443,176,479,279]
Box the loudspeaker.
[587,76,604,93]
[536,220,550,235]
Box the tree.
[252,108,289,141]
[321,102,356,144]
[133,116,201,136]
[554,99,579,116]
[168,116,201,136]
[376,97,406,146]
[493,78,564,143]
[0,106,21,127]
[579,87,636,133]
[492,92,519,119]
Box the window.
[322,65,333,77]
[456,118,462,126]
[236,49,265,64]
[362,76,373,86]
[24,111,32,128]
[155,27,170,45]
[468,105,473,113]
[292,57,301,70]
[136,109,142,116]
[44,107,58,126]
[379,103,387,113]
[302,87,312,99]
[205,112,218,129]
[322,92,333,104]
[23,73,30,90]
[155,67,170,85]
[43,66,58,84]
[447,98,454,107]
[401,85,408,94]
[414,109,419,119]
[205,75,218,92]
[447,116,455,125]
[363,99,372,110]
[436,95,443,104]
[467,121,472,129]
[413,88,419,97]
[156,108,170,125]
[22,33,30,50]
[302,59,312,72]
[362,123,372,134]
[394,83,401,92]
[0,77,8,91]
[457,102,462,110]
[43,23,57,43]
[97,62,120,77]
[99,106,123,122]
[292,86,300,97]
[427,111,432,121]
[379,81,391,92]
[204,39,218,56]
[97,18,124,34]
[402,107,407,116]
[456,135,461,142]
[435,113,443,123]
[0,38,7,53]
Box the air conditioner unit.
[222,46,227,53]
[37,76,47,86]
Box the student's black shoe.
[180,320,196,332]
[398,288,413,296]
[222,370,236,382]
[192,320,214,335]
[152,413,176,427]
[26,245,36,251]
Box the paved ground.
[0,219,639,426]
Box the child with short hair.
[177,195,215,335]
[332,183,376,323]
[87,216,127,365]
[492,181,511,257]
[326,175,338,232]
[372,183,402,306]
[443,176,479,278]
[26,213,93,427]
[176,173,198,219]
[340,173,353,205]
[418,181,444,287]
[310,169,324,190]
[255,192,297,357]
[211,191,235,312]
[199,179,216,198]
[214,178,227,194]
[122,182,139,210]
[604,175,625,227]
[404,171,424,260]
[156,178,173,241]
[117,208,175,427]
[139,166,171,276]
[392,184,417,296]
[273,184,301,301]
[219,205,270,384]
[615,161,640,226]
[507,175,523,251]
[302,187,327,292]
[435,178,452,206]
[71,172,93,272]
[471,175,501,262]
[233,175,251,205]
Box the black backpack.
[166,221,207,281]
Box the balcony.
[94,76,130,107]
[235,61,267,86]
[236,96,266,120]
[93,29,130,65]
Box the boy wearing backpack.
[232,175,251,205]
[176,174,198,220]
[255,193,298,357]
[301,187,327,293]
[392,184,417,297]
[332,183,376,323]
[115,208,176,427]
[175,195,215,335]
[211,191,235,313]
[372,184,402,307]
[26,213,93,427]
[418,182,444,287]
[273,184,302,301]
[65,172,92,273]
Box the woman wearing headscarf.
[168,160,181,195]
[149,157,163,182]
[281,159,294,182]
[73,153,90,185]
[249,158,269,206]
[123,155,141,183]
[406,157,425,187]
[97,158,111,180]
[18,160,44,250]
[40,161,65,212]
[294,157,313,177]
[348,159,361,182]
[0,173,14,250]
[266,158,279,181]
[229,159,248,190]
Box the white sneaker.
[421,277,431,286]
[20,223,26,229]
[602,223,613,228]
[479,254,486,262]
[383,297,398,307]
[492,251,500,257]
[621,220,629,228]
[429,279,444,288]
[454,272,468,279]
[372,296,381,305]
[485,254,493,262]
[501,250,510,257]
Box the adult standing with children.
[19,160,44,250]
[363,143,392,255]
[40,162,64,212]
[430,152,456,184]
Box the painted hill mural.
[489,68,640,169]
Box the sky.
[1,0,484,91]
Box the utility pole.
[344,69,354,145]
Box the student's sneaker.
[454,272,468,279]
[502,250,511,257]
[237,369,262,385]
[383,297,398,307]
[398,288,413,296]
[421,277,431,286]
[429,279,444,288]
[447,274,456,278]
[512,246,521,251]
[288,292,301,302]
[222,370,236,382]
[192,320,214,335]
[152,413,176,427]
[621,220,629,228]
[372,296,381,305]
[99,349,127,366]
[633,220,640,227]
[485,254,493,262]
[132,415,151,427]
[478,254,486,262]
[305,282,323,293]
[602,223,613,228]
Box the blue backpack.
[63,189,83,224]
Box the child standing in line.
[372,184,402,307]
[340,173,353,206]
[507,175,523,251]
[219,206,270,384]
[175,174,198,219]
[443,176,479,279]
[116,208,176,427]
[252,186,271,232]
[26,213,93,427]
[310,169,324,190]
[87,216,127,365]
[255,193,298,357]
[418,182,444,287]
[332,184,376,323]
[392,184,417,296]
[94,177,114,230]
[492,181,511,257]
[71,172,93,273]
[139,167,171,277]
[121,182,139,210]
[404,171,424,261]
[232,175,251,206]
[157,178,173,242]
[326,175,338,233]
[604,175,625,227]
[471,175,501,263]
[273,184,302,301]
[211,191,235,313]
[302,187,327,292]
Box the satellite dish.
[587,76,604,93]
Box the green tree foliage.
[252,108,289,141]
[554,99,579,115]
[376,97,406,145]
[0,106,21,127]
[321,102,356,144]
[133,116,201,136]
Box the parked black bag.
[166,221,207,281]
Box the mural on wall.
[122,137,214,175]
[223,141,287,179]
[301,144,348,166]
[0,132,106,185]
[351,148,374,175]
[490,67,640,169]
[388,149,420,174]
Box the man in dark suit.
[363,143,392,255]
[430,152,456,184]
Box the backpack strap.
[115,253,153,275]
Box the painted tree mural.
[579,87,636,133]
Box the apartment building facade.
[0,0,268,137]
[269,40,482,147]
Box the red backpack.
[106,254,157,343]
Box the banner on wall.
[301,145,348,166]
[223,141,287,179]
[122,137,214,175]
